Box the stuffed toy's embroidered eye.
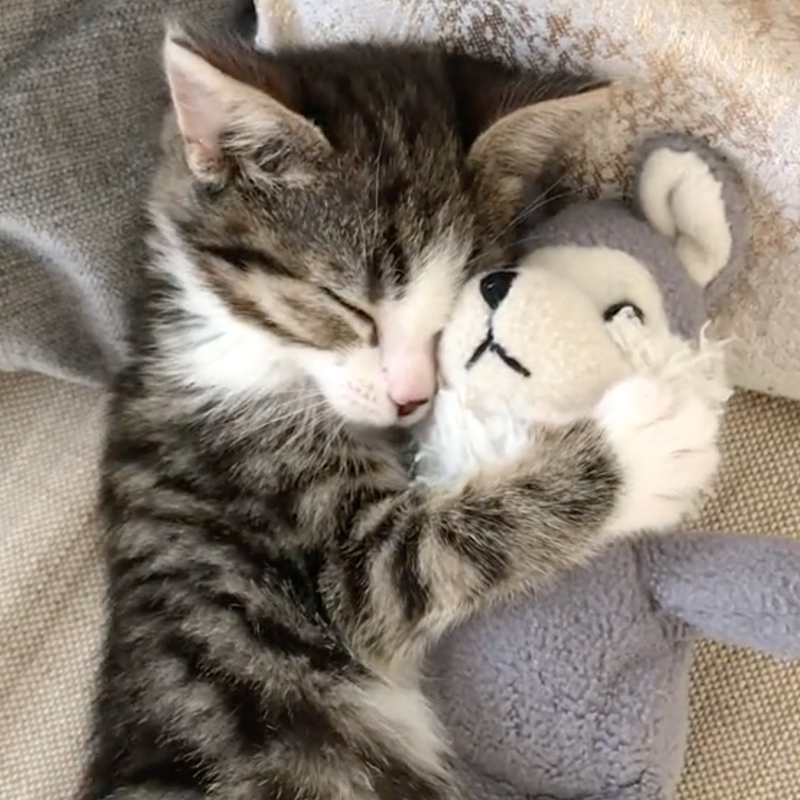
[479,271,518,309]
[603,301,645,324]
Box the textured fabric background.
[0,0,236,384]
[2,0,799,397]
[1,375,799,800]
[0,375,106,799]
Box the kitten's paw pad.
[595,376,720,535]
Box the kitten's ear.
[465,84,610,182]
[163,28,329,180]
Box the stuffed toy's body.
[431,533,800,800]
[416,135,800,800]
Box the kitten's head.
[148,27,608,429]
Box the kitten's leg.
[323,376,719,660]
[85,627,462,800]
[85,539,464,800]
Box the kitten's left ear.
[450,59,610,226]
[163,26,329,181]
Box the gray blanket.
[0,0,242,383]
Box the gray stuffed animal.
[413,134,800,800]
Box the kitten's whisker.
[357,212,370,271]
[490,172,570,244]
[264,401,330,428]
[462,184,575,272]
[373,130,386,241]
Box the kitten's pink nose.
[394,397,429,418]
[381,346,435,418]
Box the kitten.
[82,25,719,800]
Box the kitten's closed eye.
[303,271,459,428]
[320,287,378,346]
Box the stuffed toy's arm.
[646,532,800,657]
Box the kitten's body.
[83,30,719,800]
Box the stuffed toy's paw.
[605,307,732,412]
[594,374,721,535]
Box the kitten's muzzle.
[380,343,435,421]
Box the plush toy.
[415,134,800,800]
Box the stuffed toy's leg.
[646,532,800,657]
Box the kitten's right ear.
[163,27,329,180]
[465,84,610,186]
[446,55,609,231]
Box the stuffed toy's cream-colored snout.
[439,267,631,424]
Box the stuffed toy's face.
[413,251,677,485]
[438,257,652,425]
[414,135,745,486]
[439,210,716,419]
[415,244,724,487]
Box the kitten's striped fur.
[82,25,717,800]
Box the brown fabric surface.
[0,373,799,799]
[678,390,800,800]
[0,374,106,799]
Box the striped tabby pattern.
[81,24,708,800]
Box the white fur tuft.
[594,374,722,536]
[605,309,733,410]
[148,218,301,404]
[413,388,531,487]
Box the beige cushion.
[679,390,800,800]
[0,374,105,798]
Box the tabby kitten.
[83,24,720,800]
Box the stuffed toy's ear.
[634,134,749,295]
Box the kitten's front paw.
[595,376,720,536]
